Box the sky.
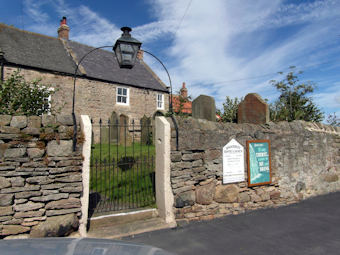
[1,0,340,120]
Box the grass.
[91,142,155,162]
[90,142,156,213]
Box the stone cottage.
[0,18,169,127]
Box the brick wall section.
[169,117,340,222]
[4,66,169,124]
[0,115,83,238]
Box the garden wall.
[170,117,340,221]
[0,115,83,239]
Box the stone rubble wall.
[0,115,83,239]
[170,117,340,222]
[4,66,169,126]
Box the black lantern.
[113,27,142,69]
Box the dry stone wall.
[170,117,340,222]
[0,115,83,239]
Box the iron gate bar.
[89,119,156,215]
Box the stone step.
[86,208,176,239]
[89,208,158,228]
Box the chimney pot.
[60,16,67,26]
[58,16,70,40]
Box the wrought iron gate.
[89,117,155,216]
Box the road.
[124,192,340,255]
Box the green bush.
[0,71,54,116]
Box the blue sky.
[1,0,340,120]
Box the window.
[157,93,164,110]
[116,87,129,105]
[41,86,54,115]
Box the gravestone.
[119,115,132,146]
[109,112,119,143]
[192,95,216,121]
[99,112,118,144]
[237,93,269,124]
[140,115,152,145]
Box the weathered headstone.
[100,112,118,144]
[140,115,152,145]
[119,115,132,146]
[237,93,269,124]
[109,112,119,143]
[192,95,216,121]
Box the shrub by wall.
[170,117,340,221]
[0,115,83,239]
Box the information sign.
[223,139,245,184]
[246,140,272,187]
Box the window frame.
[41,86,54,115]
[116,87,130,106]
[156,93,164,110]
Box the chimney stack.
[58,17,70,40]
[180,82,188,98]
[137,50,144,60]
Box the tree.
[0,71,54,116]
[269,67,324,122]
[326,112,340,127]
[217,96,242,123]
[174,91,191,116]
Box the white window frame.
[157,93,164,110]
[116,87,129,106]
[41,86,54,115]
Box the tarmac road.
[124,192,340,255]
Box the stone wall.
[4,66,169,124]
[170,117,340,221]
[0,115,83,239]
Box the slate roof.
[0,23,169,92]
[0,24,77,74]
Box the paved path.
[124,192,340,255]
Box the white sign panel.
[223,139,245,184]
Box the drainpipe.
[0,49,4,82]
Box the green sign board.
[247,140,272,186]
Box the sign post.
[223,139,245,184]
[246,140,272,187]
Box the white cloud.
[21,0,340,117]
[24,0,50,23]
[23,0,121,46]
[144,0,340,114]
